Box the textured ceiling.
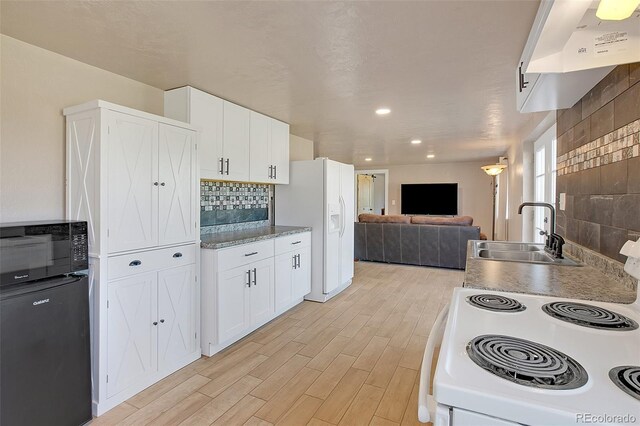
[1,0,540,166]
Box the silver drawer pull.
[291,241,302,245]
[173,252,183,258]
[129,260,142,267]
[244,252,258,257]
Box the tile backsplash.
[200,181,272,229]
[556,63,640,264]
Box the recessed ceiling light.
[365,158,372,162]
[375,108,391,115]
[427,154,435,159]
[411,139,422,144]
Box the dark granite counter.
[463,242,637,304]
[201,226,311,250]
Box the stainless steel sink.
[475,242,542,252]
[471,241,581,266]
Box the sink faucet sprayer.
[518,202,564,259]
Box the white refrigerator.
[275,158,354,302]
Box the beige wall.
[289,134,314,161]
[360,162,494,237]
[0,35,164,222]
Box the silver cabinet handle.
[246,270,251,287]
[225,158,230,175]
[296,254,301,269]
[153,182,159,186]
[269,165,273,179]
[252,268,257,286]
[160,182,166,186]
[153,321,158,326]
[292,255,297,269]
[173,252,183,258]
[129,260,142,267]
[291,241,301,245]
[244,252,258,257]
[219,158,224,175]
[160,319,165,323]
[273,165,277,179]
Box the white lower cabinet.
[105,250,198,409]
[201,232,310,356]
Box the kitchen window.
[533,124,557,244]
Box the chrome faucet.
[518,202,563,258]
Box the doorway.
[355,170,389,220]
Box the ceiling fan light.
[481,164,507,176]
[596,0,640,20]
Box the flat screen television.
[401,183,458,215]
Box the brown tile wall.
[556,63,640,263]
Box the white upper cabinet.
[270,119,290,185]
[107,113,159,253]
[165,86,289,184]
[249,111,272,183]
[222,101,251,182]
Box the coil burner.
[466,334,588,390]
[466,294,526,313]
[542,301,638,331]
[609,366,640,401]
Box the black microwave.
[0,220,88,287]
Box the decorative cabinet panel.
[106,272,157,398]
[157,264,197,370]
[107,113,159,253]
[218,265,251,343]
[248,258,275,325]
[105,112,197,254]
[274,245,311,311]
[158,124,197,246]
[292,246,311,300]
[164,86,289,184]
[65,100,200,416]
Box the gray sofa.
[354,222,480,269]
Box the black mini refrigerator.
[0,274,92,425]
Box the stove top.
[610,366,640,402]
[542,301,639,331]
[466,294,526,312]
[433,288,640,425]
[466,334,588,390]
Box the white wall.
[289,134,314,161]
[0,35,164,222]
[360,161,494,238]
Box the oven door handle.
[418,303,450,424]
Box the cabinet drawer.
[108,244,196,280]
[275,232,311,255]
[217,240,274,271]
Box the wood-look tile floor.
[91,261,462,426]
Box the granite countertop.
[200,226,311,250]
[463,242,637,304]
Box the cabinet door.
[222,101,250,182]
[218,265,251,342]
[249,258,275,326]
[107,272,157,398]
[157,264,196,370]
[293,246,311,299]
[190,88,224,179]
[158,124,196,246]
[274,252,294,313]
[270,119,290,184]
[249,111,272,183]
[107,112,158,253]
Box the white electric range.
[418,238,640,426]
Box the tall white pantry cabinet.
[64,100,201,416]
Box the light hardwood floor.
[91,261,463,426]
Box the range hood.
[517,0,639,113]
[527,0,640,74]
